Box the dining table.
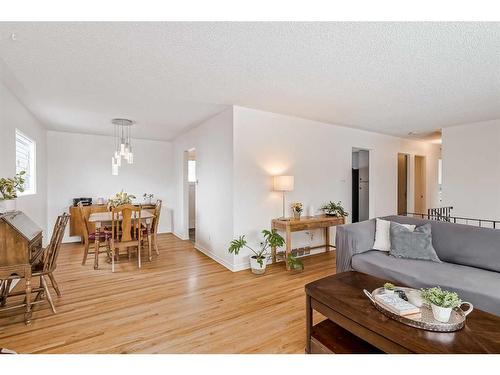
[88,210,155,270]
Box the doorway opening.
[187,148,196,242]
[397,153,409,215]
[352,148,370,223]
[414,155,426,214]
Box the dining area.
[0,191,163,327]
[78,196,162,272]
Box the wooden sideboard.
[69,203,157,238]
[271,215,345,270]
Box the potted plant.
[421,286,463,323]
[287,253,304,272]
[107,190,136,209]
[320,201,349,217]
[228,229,285,274]
[291,202,303,220]
[383,282,396,294]
[0,171,26,213]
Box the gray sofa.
[336,215,500,316]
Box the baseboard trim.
[173,231,189,241]
[194,243,242,272]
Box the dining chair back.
[42,213,69,274]
[110,204,142,271]
[77,202,90,245]
[151,200,162,255]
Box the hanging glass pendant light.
[111,118,134,175]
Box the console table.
[271,215,344,270]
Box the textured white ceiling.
[0,22,499,141]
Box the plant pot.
[0,199,16,213]
[431,304,452,323]
[249,256,267,275]
[293,211,301,220]
[384,288,395,295]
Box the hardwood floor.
[0,234,335,353]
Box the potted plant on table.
[383,282,396,295]
[0,171,26,213]
[107,190,136,209]
[291,202,303,220]
[228,229,285,274]
[421,286,472,323]
[320,201,348,218]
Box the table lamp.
[274,175,294,218]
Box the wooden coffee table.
[305,271,500,354]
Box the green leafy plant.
[228,229,285,267]
[287,253,304,271]
[384,282,395,291]
[108,190,136,208]
[421,287,462,308]
[320,201,348,217]
[0,171,26,200]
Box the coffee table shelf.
[310,319,382,354]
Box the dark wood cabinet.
[0,211,43,324]
[0,211,43,268]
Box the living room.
[1,0,499,372]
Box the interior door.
[414,155,426,214]
[397,154,408,215]
[352,169,359,223]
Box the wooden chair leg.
[82,242,90,265]
[48,272,61,297]
[41,276,56,314]
[24,277,32,325]
[154,233,159,256]
[111,244,115,273]
[138,243,142,269]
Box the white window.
[15,129,36,195]
[188,160,196,183]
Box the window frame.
[15,129,37,196]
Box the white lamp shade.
[274,175,294,192]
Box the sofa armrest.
[335,219,376,273]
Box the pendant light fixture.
[111,118,134,175]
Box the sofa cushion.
[352,250,500,316]
[373,218,415,252]
[383,215,500,273]
[390,222,441,262]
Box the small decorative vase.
[293,211,301,220]
[431,304,452,323]
[249,256,267,275]
[0,199,17,213]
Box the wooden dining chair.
[4,213,69,316]
[78,202,112,266]
[110,204,142,272]
[140,199,162,256]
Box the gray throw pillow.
[390,222,441,262]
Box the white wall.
[0,80,48,241]
[172,108,234,269]
[442,119,500,220]
[232,106,440,269]
[47,131,174,242]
